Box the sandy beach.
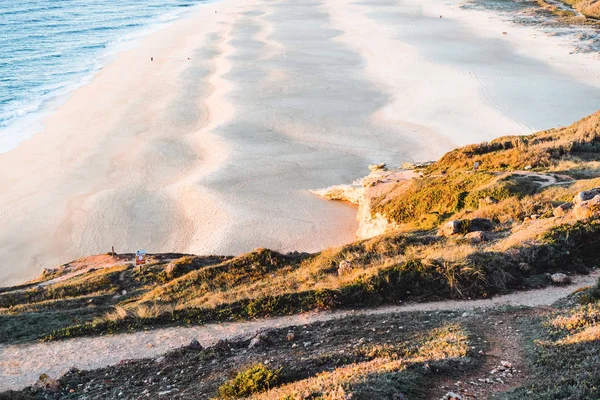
[1,0,600,285]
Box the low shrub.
[218,364,280,399]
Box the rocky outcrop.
[573,188,600,204]
[573,194,600,219]
[311,165,416,240]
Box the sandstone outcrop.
[311,166,416,239]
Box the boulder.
[338,260,353,276]
[573,188,600,204]
[439,218,493,237]
[551,273,571,285]
[573,195,600,220]
[553,202,573,217]
[440,220,463,236]
[465,231,488,243]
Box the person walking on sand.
[474,161,480,172]
[151,57,154,61]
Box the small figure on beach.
[151,57,154,61]
[474,161,480,171]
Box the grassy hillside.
[373,111,600,230]
[2,112,600,399]
[1,112,600,346]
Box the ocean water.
[0,0,205,153]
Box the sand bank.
[1,0,600,285]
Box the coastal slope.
[2,0,600,285]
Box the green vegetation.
[218,364,281,399]
[426,111,600,175]
[372,172,543,229]
[505,281,600,399]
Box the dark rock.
[189,338,203,350]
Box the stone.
[34,374,60,393]
[444,392,463,400]
[573,188,600,204]
[248,336,261,349]
[440,220,463,236]
[465,231,488,243]
[573,195,600,220]
[368,163,387,172]
[501,361,513,368]
[189,338,203,350]
[551,273,571,284]
[553,202,573,217]
[338,260,353,276]
[439,218,493,237]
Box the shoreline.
[0,1,215,155]
[2,0,600,285]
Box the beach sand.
[1,0,600,285]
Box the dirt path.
[1,272,597,392]
[427,309,538,399]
